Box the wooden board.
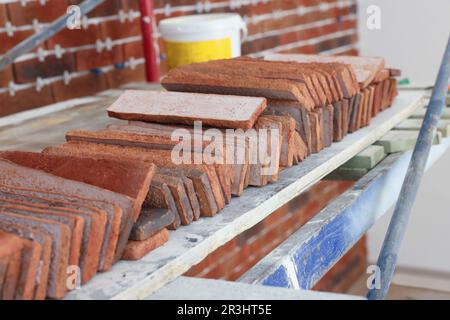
[148,276,364,300]
[63,90,425,300]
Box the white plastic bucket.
[159,13,247,69]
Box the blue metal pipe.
[368,34,450,300]
[0,0,105,72]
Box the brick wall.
[0,0,145,117]
[0,0,358,117]
[185,180,368,293]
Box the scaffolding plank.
[239,137,450,289]
[64,90,425,300]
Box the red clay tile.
[122,228,169,261]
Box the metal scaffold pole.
[368,34,450,300]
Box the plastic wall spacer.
[32,19,42,33]
[82,16,89,30]
[95,39,104,53]
[105,38,113,51]
[54,45,64,59]
[128,57,137,70]
[128,10,139,22]
[319,2,329,11]
[164,3,171,17]
[37,47,46,62]
[5,21,14,37]
[196,2,204,13]
[39,0,47,6]
[63,71,71,85]
[8,81,16,96]
[296,6,305,16]
[36,77,45,92]
[204,1,211,12]
[20,0,27,7]
[118,10,127,23]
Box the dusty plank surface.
[61,90,425,300]
[148,276,365,300]
[0,83,162,152]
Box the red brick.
[313,236,367,293]
[47,24,102,48]
[338,49,359,56]
[75,46,124,71]
[0,86,54,117]
[202,264,226,280]
[7,0,67,26]
[100,19,141,40]
[123,228,169,261]
[69,0,121,17]
[13,54,76,84]
[104,63,146,88]
[51,73,107,102]
[0,65,14,87]
[0,4,7,26]
[120,0,140,11]
[262,204,290,228]
[185,238,238,276]
[0,30,34,55]
[123,41,144,59]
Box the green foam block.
[326,167,368,181]
[342,145,386,169]
[374,130,442,154]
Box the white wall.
[357,0,450,87]
[357,0,450,279]
[367,150,450,274]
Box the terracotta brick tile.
[75,47,124,71]
[51,73,107,102]
[7,0,67,26]
[0,87,54,117]
[130,208,174,241]
[122,228,169,260]
[13,54,76,84]
[0,151,156,223]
